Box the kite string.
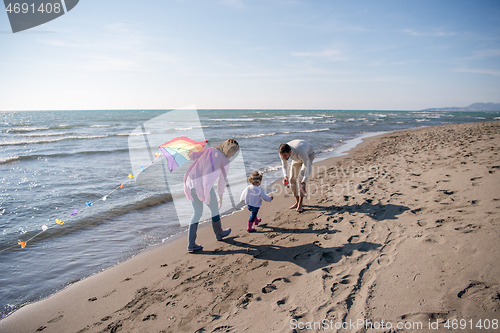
[0,150,164,254]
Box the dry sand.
[1,121,499,333]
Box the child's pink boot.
[253,217,261,226]
[247,221,256,232]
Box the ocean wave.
[0,193,173,250]
[261,163,282,173]
[0,156,19,165]
[7,127,50,133]
[118,132,151,137]
[211,118,255,122]
[283,128,330,134]
[15,132,73,138]
[319,146,338,154]
[174,126,208,131]
[90,125,111,128]
[288,115,325,120]
[235,133,275,139]
[278,120,315,124]
[0,135,108,146]
[8,148,131,162]
[234,127,330,139]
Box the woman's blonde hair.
[248,171,263,185]
[214,138,239,158]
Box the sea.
[1,109,499,318]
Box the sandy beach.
[1,121,499,333]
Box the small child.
[240,171,273,232]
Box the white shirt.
[280,140,314,183]
[240,185,272,207]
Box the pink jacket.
[183,147,230,205]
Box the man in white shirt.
[279,140,315,212]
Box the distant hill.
[422,102,500,111]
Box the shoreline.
[1,121,499,332]
[0,129,387,320]
[0,128,385,323]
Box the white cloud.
[37,38,91,48]
[105,23,130,33]
[403,28,457,37]
[290,49,349,61]
[468,48,500,60]
[453,67,500,76]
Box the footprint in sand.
[211,326,234,332]
[47,314,63,323]
[102,289,116,298]
[400,311,450,323]
[458,281,500,311]
[339,275,352,285]
[262,278,289,293]
[454,223,480,234]
[347,235,360,243]
[276,297,287,306]
[236,293,253,308]
[375,255,392,268]
[142,314,157,321]
[262,284,277,293]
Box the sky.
[1,0,499,111]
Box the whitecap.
[0,135,108,146]
[7,127,50,133]
[211,118,255,122]
[0,156,19,164]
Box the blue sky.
[1,0,499,111]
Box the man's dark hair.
[279,143,291,154]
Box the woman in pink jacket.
[184,139,239,252]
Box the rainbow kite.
[159,136,208,172]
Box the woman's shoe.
[187,244,203,252]
[216,228,231,240]
[212,221,231,240]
